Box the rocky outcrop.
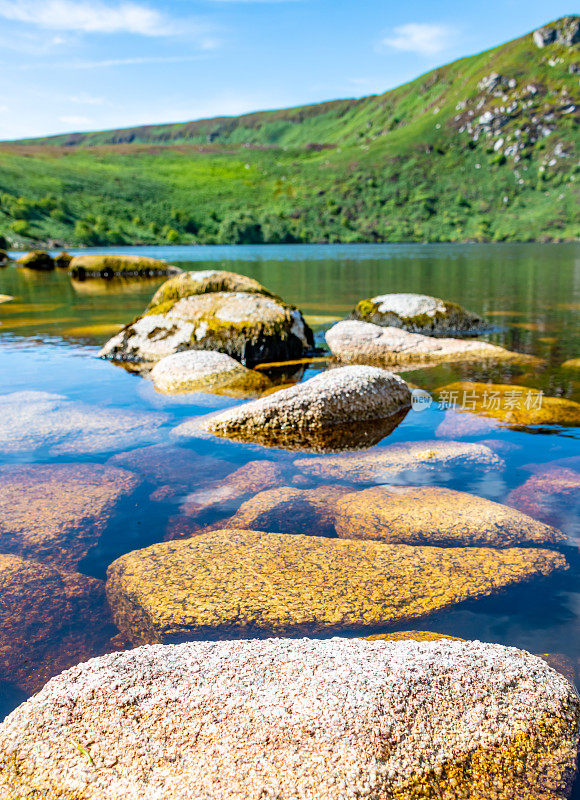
[147,269,277,308]
[150,349,270,397]
[1,637,578,800]
[295,439,504,483]
[0,464,141,569]
[0,391,166,456]
[334,485,566,547]
[350,292,488,334]
[436,381,580,426]
[68,254,182,279]
[201,366,411,450]
[506,467,580,528]
[100,291,313,367]
[15,250,54,271]
[0,554,113,692]
[326,320,538,369]
[533,16,580,48]
[105,529,566,643]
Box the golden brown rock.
[69,253,181,279]
[0,464,141,569]
[436,381,580,426]
[363,630,464,642]
[105,530,567,645]
[15,250,54,271]
[0,554,113,692]
[334,486,565,547]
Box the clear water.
[1,243,579,787]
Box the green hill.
[0,15,578,247]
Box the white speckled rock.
[351,292,488,334]
[149,350,269,396]
[1,638,578,800]
[326,320,539,369]
[202,365,411,440]
[148,269,277,308]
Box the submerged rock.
[334,485,565,547]
[0,554,113,692]
[326,320,538,369]
[351,292,488,334]
[148,269,277,308]
[436,381,580,426]
[506,468,580,529]
[295,439,504,483]
[0,391,166,456]
[68,254,182,279]
[364,631,464,642]
[0,464,141,569]
[1,638,578,800]
[150,349,270,397]
[435,407,500,437]
[15,250,54,271]
[100,291,313,367]
[201,366,411,448]
[105,529,566,643]
[53,250,72,269]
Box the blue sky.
[0,0,574,140]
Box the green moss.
[15,250,54,270]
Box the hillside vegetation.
[0,16,578,247]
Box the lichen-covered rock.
[436,382,580,426]
[205,486,350,537]
[2,637,578,800]
[15,250,54,271]
[506,468,580,528]
[68,254,182,279]
[0,391,166,456]
[53,250,72,268]
[202,366,411,449]
[295,439,504,483]
[100,291,313,367]
[105,529,566,643]
[148,269,277,308]
[150,349,270,397]
[533,15,580,47]
[326,320,539,369]
[0,555,113,692]
[364,631,464,642]
[351,292,488,334]
[334,485,565,547]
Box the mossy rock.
[148,269,278,309]
[351,293,489,335]
[15,250,54,271]
[100,291,314,367]
[53,250,73,268]
[436,382,580,427]
[68,254,182,280]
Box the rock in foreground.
[202,366,411,448]
[351,292,488,334]
[326,320,538,369]
[295,439,503,483]
[150,349,270,397]
[1,637,578,800]
[334,485,566,547]
[106,529,566,643]
[0,463,141,569]
[68,254,182,279]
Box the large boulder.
[100,291,313,367]
[351,292,488,334]
[0,391,166,456]
[326,320,539,368]
[201,366,411,450]
[15,250,54,271]
[436,382,580,427]
[0,554,113,692]
[1,638,578,800]
[295,439,504,483]
[105,529,566,643]
[147,269,277,308]
[334,485,566,547]
[150,349,270,397]
[0,464,141,569]
[68,254,182,279]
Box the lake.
[1,242,579,791]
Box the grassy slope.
[0,17,578,247]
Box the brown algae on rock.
[105,529,567,644]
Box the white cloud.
[0,1,177,36]
[381,23,457,56]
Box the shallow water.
[1,243,579,789]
